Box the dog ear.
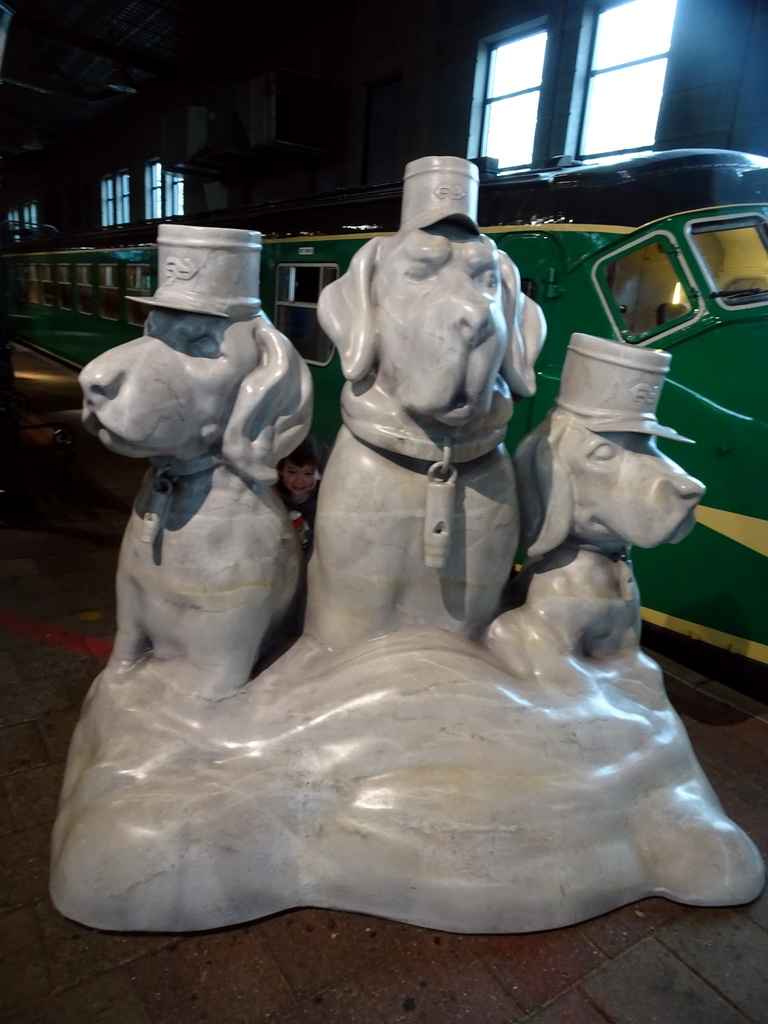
[498,251,546,399]
[515,411,574,558]
[317,237,382,381]
[221,317,313,486]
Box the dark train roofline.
[5,149,768,255]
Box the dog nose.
[661,472,706,504]
[79,363,125,405]
[446,296,496,347]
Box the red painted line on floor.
[0,609,113,661]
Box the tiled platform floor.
[1,344,767,1024]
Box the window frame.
[145,160,163,220]
[576,0,678,161]
[274,262,339,367]
[145,161,184,220]
[470,21,549,173]
[75,263,94,315]
[591,229,703,343]
[686,212,768,313]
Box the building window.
[275,264,338,365]
[145,161,163,219]
[8,203,38,236]
[7,207,21,239]
[476,29,548,173]
[579,0,678,159]
[101,171,130,227]
[145,161,184,219]
[165,172,184,217]
[22,201,38,230]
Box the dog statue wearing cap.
[78,224,312,698]
[306,155,545,649]
[487,332,706,680]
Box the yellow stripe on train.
[695,505,768,559]
[641,606,768,666]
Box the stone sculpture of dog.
[79,226,312,697]
[304,156,545,649]
[487,333,705,679]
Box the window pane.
[593,0,677,71]
[57,264,72,310]
[489,31,547,98]
[602,239,691,335]
[581,58,667,155]
[276,305,334,365]
[691,219,768,305]
[485,91,541,168]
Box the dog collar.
[140,454,223,546]
[563,542,635,602]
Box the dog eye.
[475,269,499,290]
[404,261,438,282]
[590,442,617,461]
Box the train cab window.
[40,264,54,306]
[598,238,692,337]
[57,265,72,310]
[689,216,768,307]
[28,265,40,303]
[275,264,338,365]
[126,264,152,326]
[76,264,93,315]
[99,264,119,320]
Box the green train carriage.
[5,148,768,687]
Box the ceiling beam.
[11,12,173,79]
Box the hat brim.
[398,211,480,235]
[127,294,261,319]
[574,411,695,443]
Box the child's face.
[279,460,320,501]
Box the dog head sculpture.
[79,226,312,486]
[514,334,705,557]
[515,410,705,557]
[317,156,545,461]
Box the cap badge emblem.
[433,184,467,202]
[164,256,198,281]
[629,381,659,407]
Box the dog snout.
[444,294,497,348]
[79,361,125,408]
[658,471,706,505]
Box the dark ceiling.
[0,0,332,165]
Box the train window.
[689,216,768,307]
[99,264,119,320]
[57,265,72,310]
[126,264,152,326]
[275,264,338,365]
[599,239,691,337]
[28,265,40,303]
[14,265,28,303]
[40,264,54,306]
[76,264,93,315]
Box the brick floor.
[1,346,766,1023]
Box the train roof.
[5,149,768,254]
